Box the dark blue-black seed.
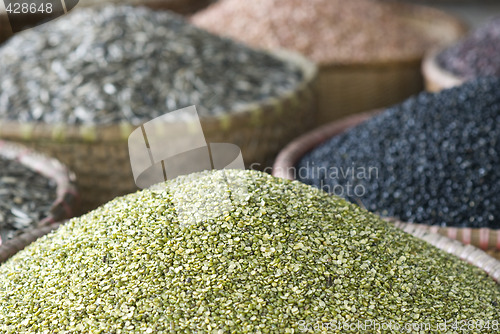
[296,77,500,229]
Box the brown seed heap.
[192,0,442,64]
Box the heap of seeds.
[297,77,500,229]
[0,157,56,241]
[0,169,498,332]
[0,6,302,125]
[191,0,442,64]
[436,16,500,79]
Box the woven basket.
[422,49,466,92]
[0,141,78,261]
[77,0,213,15]
[273,110,500,259]
[0,50,317,214]
[316,3,466,124]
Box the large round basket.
[315,3,466,124]
[0,141,78,262]
[273,110,500,260]
[422,48,466,92]
[0,50,317,214]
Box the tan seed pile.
[0,170,498,333]
[192,0,442,64]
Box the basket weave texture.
[2,220,498,283]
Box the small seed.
[0,169,498,332]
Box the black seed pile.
[297,77,500,229]
[436,16,500,79]
[0,157,57,241]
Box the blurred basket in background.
[0,140,78,262]
[314,4,466,123]
[192,0,467,124]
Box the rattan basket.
[0,50,317,214]
[422,49,466,92]
[273,110,500,259]
[0,141,78,262]
[315,3,466,124]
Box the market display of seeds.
[0,157,56,242]
[192,0,443,64]
[436,16,500,79]
[0,169,498,332]
[297,77,500,229]
[0,5,302,125]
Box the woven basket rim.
[0,49,317,143]
[422,48,466,91]
[314,2,467,68]
[0,140,78,230]
[392,220,500,284]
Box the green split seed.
[0,169,498,333]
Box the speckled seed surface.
[0,5,302,125]
[0,170,498,333]
[297,77,500,229]
[192,0,442,64]
[437,16,500,79]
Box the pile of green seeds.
[0,170,498,332]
